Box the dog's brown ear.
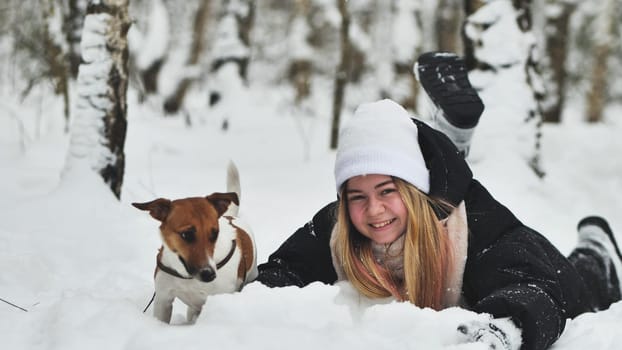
[132,199,172,222]
[206,192,239,217]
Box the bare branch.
[0,297,28,312]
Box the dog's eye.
[210,228,219,242]
[179,227,196,243]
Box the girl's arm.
[255,202,338,287]
[463,226,585,350]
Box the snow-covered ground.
[1,67,622,349]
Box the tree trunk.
[164,0,211,114]
[436,0,462,53]
[392,0,423,112]
[541,0,577,123]
[210,0,255,80]
[515,0,546,177]
[43,0,71,131]
[463,0,545,178]
[586,45,608,123]
[136,0,169,97]
[208,0,254,130]
[373,0,393,100]
[141,59,164,95]
[524,45,546,178]
[287,0,312,104]
[330,0,350,150]
[236,0,255,74]
[586,0,616,123]
[65,0,130,199]
[347,5,372,85]
[63,0,86,78]
[462,0,486,70]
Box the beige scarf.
[330,201,469,308]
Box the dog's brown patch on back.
[236,228,254,281]
[223,216,254,281]
[237,228,255,279]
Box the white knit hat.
[334,99,430,194]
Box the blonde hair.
[333,177,453,310]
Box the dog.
[133,162,257,324]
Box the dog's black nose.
[199,268,216,282]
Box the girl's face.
[345,174,408,244]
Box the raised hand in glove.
[457,317,522,350]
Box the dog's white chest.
[155,271,238,306]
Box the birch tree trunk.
[330,0,350,150]
[65,0,130,199]
[463,0,545,177]
[517,0,546,177]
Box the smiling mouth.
[369,219,395,229]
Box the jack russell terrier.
[133,162,257,324]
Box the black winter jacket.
[256,119,592,350]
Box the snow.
[128,0,170,71]
[464,1,535,67]
[1,2,622,347]
[391,0,421,64]
[288,16,314,61]
[1,74,622,348]
[212,14,250,61]
[65,12,116,178]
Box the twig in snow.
[0,297,28,312]
[143,292,156,313]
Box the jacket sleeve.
[255,202,338,287]
[463,225,583,350]
[460,181,593,350]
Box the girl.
[255,98,622,350]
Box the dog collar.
[157,239,238,280]
[157,260,192,279]
[217,239,237,269]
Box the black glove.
[457,317,522,350]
